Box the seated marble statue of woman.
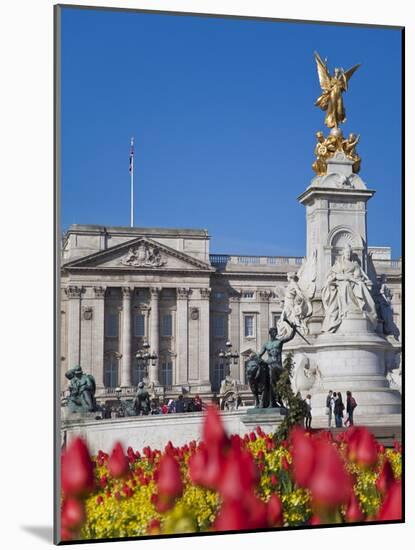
[321,244,377,333]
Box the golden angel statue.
[314,52,360,129]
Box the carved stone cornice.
[93,286,106,298]
[229,291,241,303]
[199,288,211,299]
[150,287,162,298]
[133,304,151,312]
[65,285,83,299]
[258,290,273,302]
[177,287,192,300]
[121,286,133,298]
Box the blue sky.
[60,7,402,258]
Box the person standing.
[346,391,357,426]
[334,392,345,428]
[304,394,312,430]
[326,390,334,428]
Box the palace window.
[213,291,225,300]
[134,313,145,337]
[244,314,255,338]
[273,314,280,328]
[103,354,119,388]
[213,315,225,338]
[105,312,119,338]
[213,361,226,392]
[162,314,173,337]
[132,359,147,386]
[160,361,173,386]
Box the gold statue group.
[312,51,361,175]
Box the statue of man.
[134,381,151,415]
[258,324,296,408]
[65,365,96,413]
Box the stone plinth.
[312,314,401,417]
[241,407,286,432]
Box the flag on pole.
[129,137,134,172]
[129,136,134,227]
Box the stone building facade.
[60,224,402,402]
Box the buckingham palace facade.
[60,224,402,401]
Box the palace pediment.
[62,237,214,273]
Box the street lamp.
[135,340,158,382]
[218,340,239,377]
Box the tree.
[275,352,307,441]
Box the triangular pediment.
[62,237,214,273]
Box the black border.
[53,3,405,545]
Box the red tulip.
[308,441,352,507]
[60,526,73,541]
[347,427,378,467]
[96,495,104,505]
[213,500,250,532]
[108,442,129,478]
[188,444,224,489]
[203,406,228,449]
[147,518,161,534]
[270,474,278,486]
[61,498,85,530]
[61,438,94,496]
[281,456,290,471]
[267,494,283,526]
[245,493,268,528]
[346,493,364,522]
[249,432,257,442]
[376,460,395,495]
[217,447,258,501]
[377,480,402,521]
[156,453,183,499]
[290,427,316,487]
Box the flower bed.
[60,407,402,541]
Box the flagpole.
[130,137,134,227]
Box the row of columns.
[64,285,211,390]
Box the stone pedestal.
[241,407,286,432]
[311,313,401,416]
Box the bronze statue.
[257,322,296,408]
[314,52,360,129]
[134,381,151,415]
[246,353,270,408]
[65,365,96,413]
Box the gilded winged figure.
[314,52,360,129]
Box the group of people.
[302,390,357,430]
[326,390,357,428]
[159,394,204,414]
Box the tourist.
[161,401,168,414]
[304,394,312,430]
[175,394,185,413]
[194,394,203,412]
[167,399,175,413]
[345,390,357,426]
[326,390,335,428]
[334,391,345,427]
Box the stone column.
[259,290,272,345]
[229,291,241,382]
[65,285,83,369]
[92,286,106,389]
[120,287,132,387]
[176,288,191,384]
[149,287,161,384]
[198,288,211,390]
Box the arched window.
[104,353,119,389]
